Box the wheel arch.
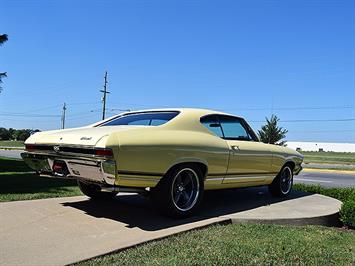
[283,160,296,171]
[163,161,208,182]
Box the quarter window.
[200,115,224,138]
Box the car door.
[215,115,274,184]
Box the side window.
[218,116,251,140]
[200,115,224,138]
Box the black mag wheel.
[152,164,204,218]
[171,168,200,212]
[268,165,293,197]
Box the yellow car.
[22,108,303,217]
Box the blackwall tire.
[152,164,204,218]
[268,165,293,197]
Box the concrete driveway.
[0,187,341,265]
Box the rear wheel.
[152,164,204,218]
[268,165,293,197]
[77,180,117,200]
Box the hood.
[26,126,144,146]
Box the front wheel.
[268,165,293,197]
[77,180,117,200]
[152,164,204,218]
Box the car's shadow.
[62,186,311,231]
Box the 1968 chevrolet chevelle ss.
[22,108,303,217]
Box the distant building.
[287,142,355,153]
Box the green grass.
[0,140,24,148]
[79,223,355,266]
[301,151,355,165]
[0,157,81,202]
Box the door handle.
[231,145,240,151]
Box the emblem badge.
[53,145,60,153]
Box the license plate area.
[66,160,104,182]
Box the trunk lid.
[29,126,143,146]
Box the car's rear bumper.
[21,152,116,185]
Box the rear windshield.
[100,111,179,127]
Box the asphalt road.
[294,171,355,188]
[0,149,22,159]
[0,149,354,188]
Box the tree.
[258,114,288,145]
[0,127,10,140]
[0,34,7,45]
[0,34,8,93]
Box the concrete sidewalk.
[0,187,341,266]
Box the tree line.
[0,128,41,141]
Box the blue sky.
[1,0,354,142]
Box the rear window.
[100,111,179,127]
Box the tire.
[77,180,117,200]
[152,164,204,218]
[268,165,293,197]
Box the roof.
[90,108,240,128]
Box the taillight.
[94,148,113,157]
[25,144,36,151]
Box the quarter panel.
[113,128,230,186]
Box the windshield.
[100,111,179,127]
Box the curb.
[230,212,341,227]
[303,168,355,175]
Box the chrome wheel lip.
[171,168,200,212]
[280,166,293,195]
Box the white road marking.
[294,178,333,183]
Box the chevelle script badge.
[80,137,92,140]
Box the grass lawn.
[0,157,81,202]
[0,140,24,148]
[79,223,355,266]
[301,151,355,165]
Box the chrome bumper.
[21,152,116,185]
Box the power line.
[224,105,355,111]
[250,118,355,123]
[0,112,60,117]
[290,129,355,133]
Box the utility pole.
[100,71,110,120]
[61,103,67,129]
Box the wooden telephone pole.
[61,103,66,129]
[100,71,110,120]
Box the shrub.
[340,200,355,228]
[293,184,355,202]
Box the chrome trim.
[100,186,147,193]
[24,144,114,160]
[118,176,161,182]
[24,150,111,160]
[21,152,116,185]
